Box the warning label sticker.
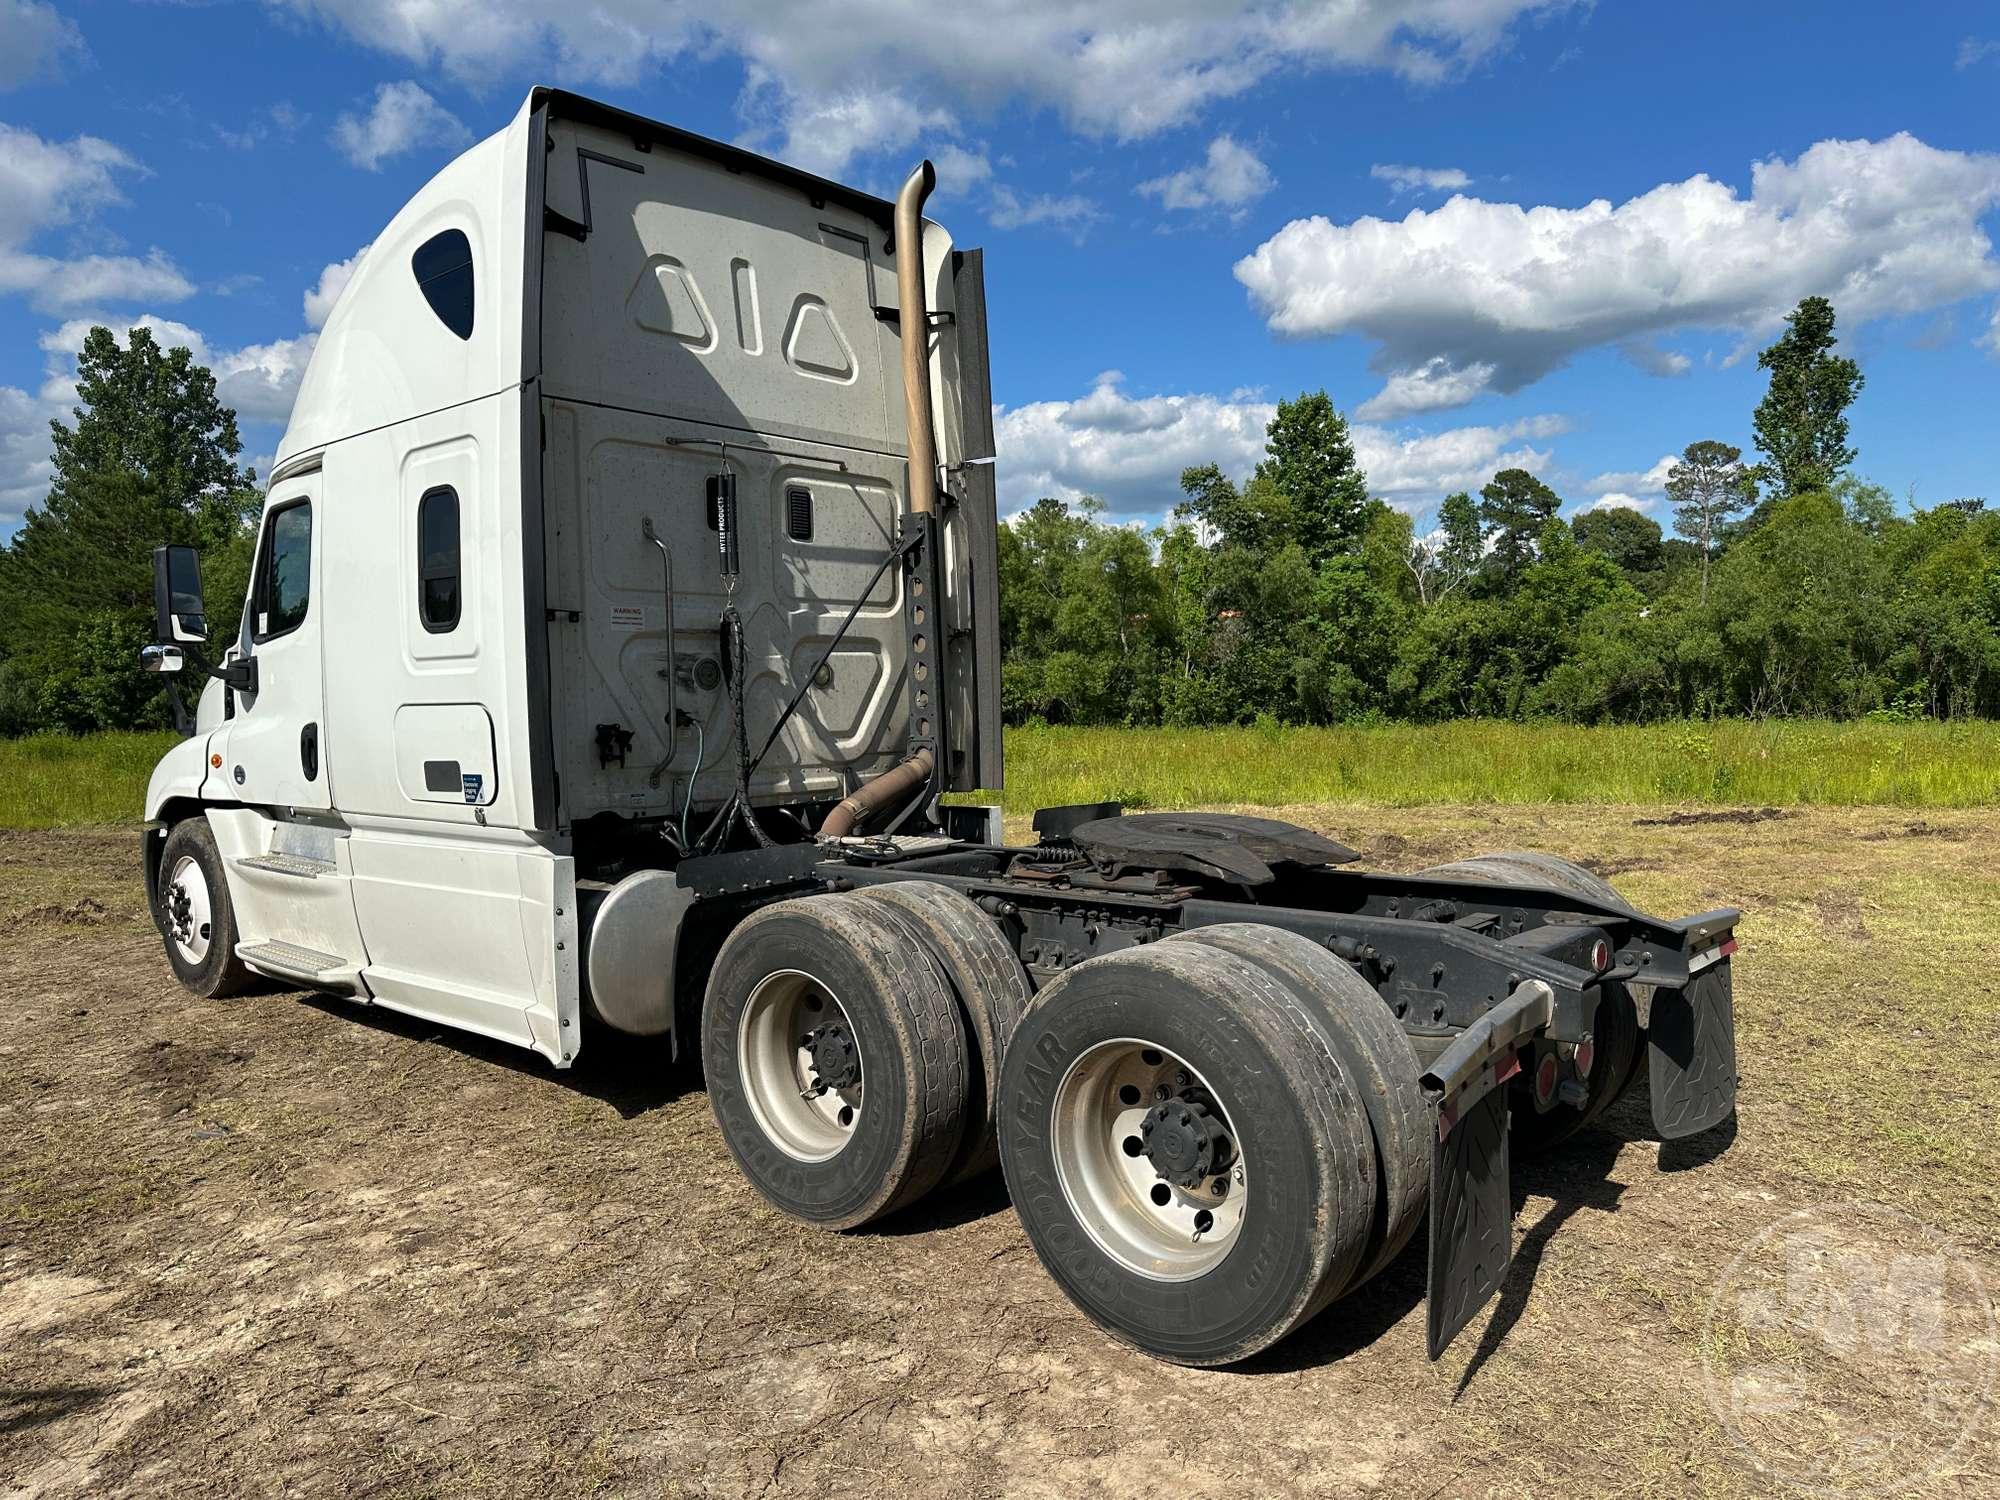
[609,604,647,629]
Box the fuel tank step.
[237,939,351,982]
[236,852,337,879]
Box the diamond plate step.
[237,939,348,979]
[237,852,337,879]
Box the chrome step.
[237,939,348,980]
[237,852,337,879]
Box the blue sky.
[3,0,1998,540]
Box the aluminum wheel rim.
[166,854,213,965]
[1051,1039,1248,1281]
[737,969,861,1162]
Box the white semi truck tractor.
[138,88,1741,1366]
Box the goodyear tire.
[851,881,1031,1184]
[154,818,254,999]
[1417,851,1641,1150]
[998,942,1375,1366]
[702,892,969,1229]
[1168,923,1427,1293]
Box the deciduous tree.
[1752,296,1863,498]
[1251,390,1370,564]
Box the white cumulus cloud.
[1576,491,1651,514]
[1585,455,1677,497]
[1355,356,1497,420]
[0,0,83,90]
[1138,134,1274,215]
[270,0,1573,170]
[0,124,196,311]
[995,372,1568,523]
[333,81,473,171]
[1238,132,2000,416]
[1370,162,1471,195]
[304,245,370,328]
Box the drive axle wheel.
[999,942,1374,1367]
[1416,851,1642,1151]
[1169,923,1428,1296]
[1051,1040,1250,1280]
[852,881,1032,1184]
[154,818,253,999]
[702,893,969,1229]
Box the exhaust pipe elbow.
[895,159,940,518]
[819,748,934,840]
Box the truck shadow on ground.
[294,993,695,1119]
[1245,1094,1739,1382]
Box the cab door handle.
[300,722,320,782]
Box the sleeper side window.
[255,500,312,641]
[417,486,461,633]
[412,229,475,340]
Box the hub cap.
[1050,1039,1248,1281]
[737,969,862,1162]
[165,854,213,965]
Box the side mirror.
[140,644,186,674]
[152,544,208,644]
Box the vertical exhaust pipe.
[819,158,941,841]
[895,159,939,517]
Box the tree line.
[999,297,2000,726]
[0,298,1992,737]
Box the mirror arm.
[179,641,258,696]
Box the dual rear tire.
[699,883,1031,1230]
[703,895,1430,1366]
[998,928,1425,1366]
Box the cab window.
[255,500,312,640]
[417,486,460,632]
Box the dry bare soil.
[3,809,1996,1499]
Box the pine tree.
[1665,440,1753,600]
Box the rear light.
[1573,1036,1595,1079]
[1534,1052,1560,1106]
[1590,938,1611,971]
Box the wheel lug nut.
[1154,1085,1170,1101]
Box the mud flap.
[1426,1083,1512,1360]
[1649,958,1737,1139]
[1417,981,1550,1360]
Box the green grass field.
[980,719,2000,814]
[0,731,179,829]
[4,719,1998,829]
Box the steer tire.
[1168,923,1428,1294]
[1417,850,1641,1151]
[155,818,255,999]
[851,881,1032,1184]
[998,941,1375,1367]
[701,892,969,1230]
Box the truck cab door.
[216,473,331,810]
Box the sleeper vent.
[785,486,814,542]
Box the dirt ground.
[3,808,1996,1499]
